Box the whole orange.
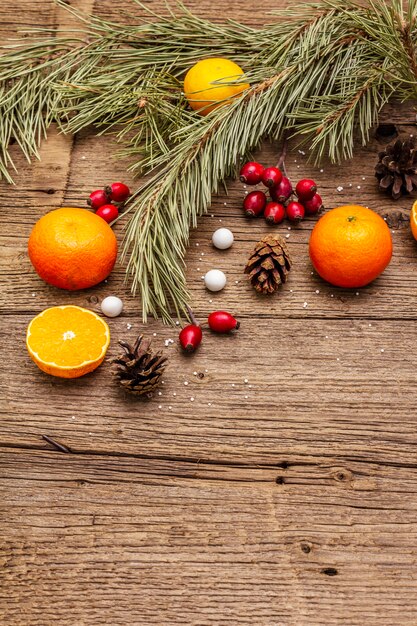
[28,208,117,290]
[183,58,249,115]
[309,205,392,288]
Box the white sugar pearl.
[212,228,234,250]
[204,269,226,292]
[101,296,124,318]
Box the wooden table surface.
[2,1,417,624]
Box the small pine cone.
[375,138,417,200]
[244,234,292,295]
[111,335,167,397]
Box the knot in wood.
[300,541,312,554]
[321,567,338,576]
[332,467,352,483]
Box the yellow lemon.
[184,57,249,115]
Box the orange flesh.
[26,306,110,376]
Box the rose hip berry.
[239,158,323,226]
[261,167,283,188]
[243,190,267,217]
[106,182,130,203]
[295,178,317,201]
[303,193,323,216]
[95,204,119,223]
[179,324,202,353]
[264,202,286,225]
[286,201,305,222]
[208,311,240,333]
[239,161,264,185]
[270,176,293,202]
[88,189,109,210]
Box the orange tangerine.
[28,208,117,291]
[410,200,417,240]
[309,205,392,288]
[26,306,110,378]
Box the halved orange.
[411,200,417,241]
[26,306,110,378]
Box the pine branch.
[121,44,369,320]
[122,75,288,321]
[0,34,112,182]
[115,0,417,320]
[0,38,76,182]
[1,0,417,321]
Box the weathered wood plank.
[2,314,417,465]
[2,1,417,624]
[2,448,417,625]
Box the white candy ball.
[100,296,124,318]
[204,269,227,292]
[212,227,234,250]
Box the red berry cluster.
[179,310,239,353]
[239,161,323,224]
[87,182,130,224]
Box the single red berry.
[239,162,264,185]
[261,167,283,188]
[87,189,109,210]
[303,193,323,216]
[243,190,267,217]
[106,182,131,203]
[295,178,317,201]
[270,176,293,202]
[286,201,305,222]
[179,324,202,353]
[95,204,119,223]
[208,311,240,333]
[264,202,286,225]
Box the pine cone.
[375,138,417,200]
[244,234,292,294]
[111,335,167,397]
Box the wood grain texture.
[3,448,417,626]
[1,1,417,624]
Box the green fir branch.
[0,0,416,320]
[0,38,76,181]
